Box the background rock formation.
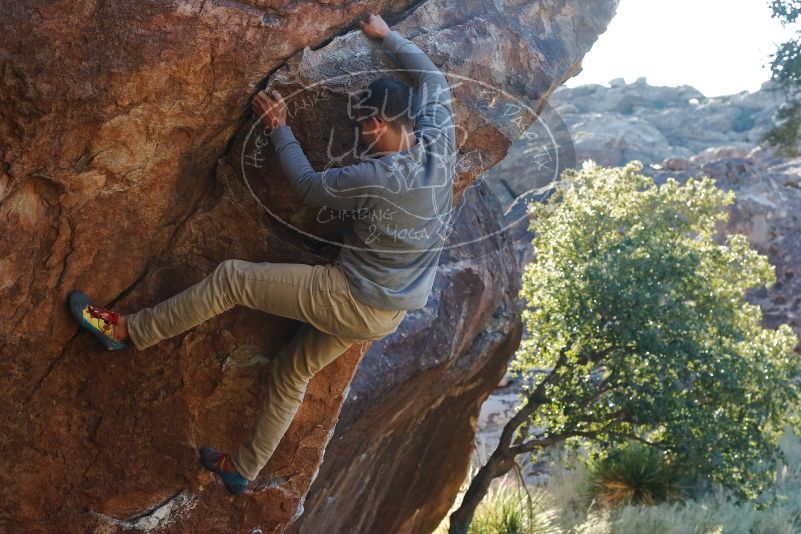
[553,77,791,165]
[484,76,791,189]
[0,0,618,531]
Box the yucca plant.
[587,440,686,508]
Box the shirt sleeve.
[380,30,456,155]
[270,125,390,210]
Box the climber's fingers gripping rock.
[252,89,287,129]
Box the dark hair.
[353,78,415,131]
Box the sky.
[564,0,800,97]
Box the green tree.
[447,161,800,534]
[763,0,801,157]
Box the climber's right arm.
[360,14,456,154]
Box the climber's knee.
[273,356,312,386]
[216,258,243,277]
[270,357,312,401]
[212,259,247,306]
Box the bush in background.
[587,440,685,507]
[468,481,560,534]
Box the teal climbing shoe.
[200,447,249,496]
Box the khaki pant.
[126,259,406,481]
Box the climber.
[67,12,455,496]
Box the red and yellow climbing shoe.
[68,290,128,351]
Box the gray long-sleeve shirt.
[270,30,456,310]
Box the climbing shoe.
[68,290,128,351]
[199,447,249,495]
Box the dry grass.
[433,430,801,533]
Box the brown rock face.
[0,0,618,531]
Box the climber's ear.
[361,116,386,136]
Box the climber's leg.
[230,322,360,480]
[126,259,347,351]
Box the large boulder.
[0,0,618,531]
[561,112,679,168]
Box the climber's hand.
[252,89,287,128]
[359,13,389,39]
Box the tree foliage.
[510,161,800,499]
[768,0,801,88]
[763,101,801,159]
[764,0,801,156]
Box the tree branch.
[498,350,569,452]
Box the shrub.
[763,0,801,157]
[550,429,801,533]
[762,100,801,158]
[468,479,560,534]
